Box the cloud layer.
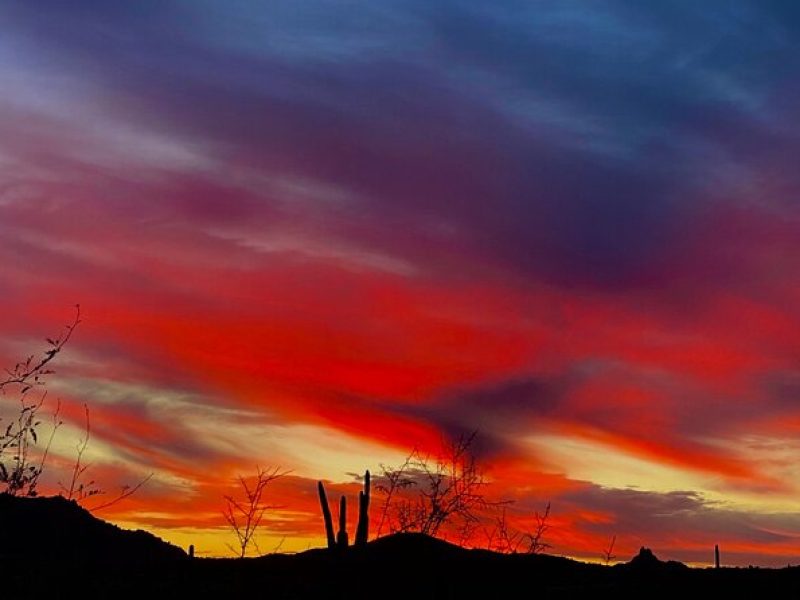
[0,1,798,564]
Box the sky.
[0,0,799,566]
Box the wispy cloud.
[0,0,798,564]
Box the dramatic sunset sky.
[1,1,799,565]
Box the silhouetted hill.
[357,531,466,557]
[619,546,689,573]
[0,494,185,562]
[4,496,800,599]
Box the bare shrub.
[602,534,617,565]
[0,306,152,509]
[486,506,524,554]
[223,466,289,558]
[0,307,80,496]
[375,432,504,544]
[524,501,552,554]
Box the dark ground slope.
[2,495,800,599]
[0,494,186,562]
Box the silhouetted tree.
[0,306,80,496]
[375,453,416,538]
[223,466,288,558]
[486,506,524,554]
[375,432,502,543]
[524,501,552,554]
[1,306,152,509]
[603,535,617,565]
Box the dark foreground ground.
[3,495,800,599]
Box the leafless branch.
[375,452,416,537]
[65,404,95,500]
[1,306,80,496]
[488,506,524,554]
[1,390,50,495]
[374,432,505,544]
[0,305,80,393]
[222,466,290,558]
[525,501,552,554]
[89,473,154,512]
[602,534,617,565]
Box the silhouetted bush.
[0,306,80,496]
[374,432,504,545]
[223,465,289,557]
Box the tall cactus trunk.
[318,471,369,551]
[355,470,370,546]
[336,495,349,548]
[715,544,720,569]
[318,481,336,549]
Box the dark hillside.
[0,494,186,562]
[3,495,800,599]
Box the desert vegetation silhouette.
[3,309,796,599]
[0,306,150,508]
[223,465,290,557]
[312,431,554,555]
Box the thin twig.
[90,473,154,512]
[66,404,91,500]
[222,466,290,558]
[0,305,80,392]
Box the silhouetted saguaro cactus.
[318,481,336,549]
[336,495,349,548]
[355,470,370,547]
[715,544,720,569]
[318,470,370,551]
[188,544,195,558]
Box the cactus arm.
[355,470,371,546]
[336,495,349,548]
[318,481,336,549]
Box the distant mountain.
[0,494,186,562]
[620,546,689,573]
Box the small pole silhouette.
[188,544,195,558]
[715,544,720,569]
